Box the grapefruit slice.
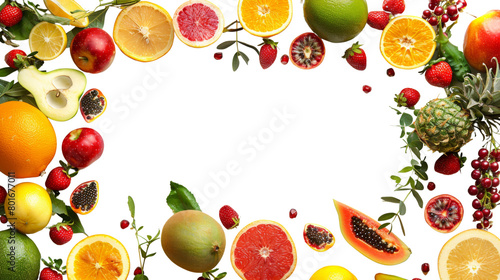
[231,220,297,280]
[173,0,224,48]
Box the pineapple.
[415,59,500,153]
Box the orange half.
[113,1,174,62]
[231,220,297,280]
[380,15,436,69]
[67,234,130,280]
[238,0,292,37]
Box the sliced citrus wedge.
[29,22,67,61]
[438,229,500,279]
[44,0,89,28]
[113,1,175,62]
[67,234,130,280]
[380,15,436,69]
[238,0,292,38]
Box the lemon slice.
[29,22,67,61]
[44,0,89,28]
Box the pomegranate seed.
[491,193,500,203]
[0,215,7,224]
[468,185,479,196]
[472,199,482,209]
[473,210,484,221]
[427,182,436,191]
[120,220,130,229]
[386,68,395,77]
[280,54,289,65]
[479,148,489,158]
[214,52,223,60]
[134,267,142,275]
[363,85,372,93]
[289,208,297,219]
[421,263,430,274]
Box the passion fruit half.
[425,194,463,233]
[289,32,325,70]
[70,180,99,215]
[303,223,334,252]
[80,88,107,123]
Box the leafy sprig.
[42,257,66,275]
[217,20,259,71]
[202,268,227,280]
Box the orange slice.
[67,234,130,280]
[237,0,292,38]
[438,229,500,279]
[231,220,297,280]
[380,15,436,69]
[113,1,174,62]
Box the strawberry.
[383,0,405,15]
[4,49,26,69]
[40,258,65,280]
[45,161,78,191]
[219,205,240,229]
[49,223,73,245]
[0,4,23,27]
[0,185,6,204]
[424,60,453,88]
[434,153,464,175]
[259,39,278,69]
[367,11,391,30]
[342,42,366,71]
[395,88,420,108]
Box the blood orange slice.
[173,0,224,48]
[231,220,297,280]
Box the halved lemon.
[29,22,67,61]
[237,0,292,38]
[438,229,500,279]
[44,0,89,28]
[67,234,130,280]
[380,15,436,70]
[113,1,175,62]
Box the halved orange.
[237,0,292,38]
[380,15,436,69]
[113,1,174,62]
[231,220,297,280]
[438,229,500,279]
[67,234,130,280]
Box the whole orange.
[464,10,500,71]
[0,101,57,178]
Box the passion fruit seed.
[71,181,98,212]
[351,216,398,253]
[305,224,333,248]
[427,198,461,230]
[81,89,104,119]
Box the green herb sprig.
[216,20,259,71]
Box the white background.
[1,0,500,279]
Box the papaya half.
[333,200,411,265]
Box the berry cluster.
[422,0,467,26]
[468,148,500,230]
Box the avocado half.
[18,66,87,121]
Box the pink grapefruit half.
[173,0,224,48]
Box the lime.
[303,0,368,43]
[0,229,41,280]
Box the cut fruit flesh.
[17,66,87,122]
[237,0,292,37]
[80,88,107,123]
[173,0,224,48]
[290,32,325,70]
[43,0,89,28]
[303,223,334,252]
[70,180,99,215]
[425,194,463,233]
[29,22,67,61]
[438,229,500,279]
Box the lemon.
[44,0,89,28]
[4,182,52,234]
[310,266,357,280]
[303,0,368,43]
[29,21,67,61]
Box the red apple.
[70,28,116,74]
[62,128,104,169]
[464,10,500,71]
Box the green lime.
[0,228,41,280]
[303,0,368,43]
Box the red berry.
[0,215,7,224]
[472,199,482,209]
[477,191,485,200]
[434,153,461,175]
[493,178,500,187]
[428,3,437,10]
[477,222,484,229]
[480,160,490,171]
[45,167,72,191]
[421,263,430,274]
[468,185,479,196]
[0,5,23,27]
[457,0,467,10]
[134,267,142,275]
[289,208,297,219]
[479,148,489,158]
[446,5,458,16]
[120,220,130,229]
[367,11,390,30]
[40,267,63,280]
[491,193,500,203]
[387,68,395,77]
[491,162,499,172]
[0,185,6,204]
[427,182,436,191]
[214,52,223,60]
[471,170,482,180]
[471,159,480,169]
[473,210,484,221]
[280,54,289,65]
[481,178,493,188]
[483,209,492,219]
[422,10,432,19]
[428,16,438,26]
[483,219,490,228]
[363,85,372,93]
[434,6,444,16]
[4,49,26,69]
[450,13,459,21]
[441,14,449,23]
[425,61,452,87]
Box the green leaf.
[134,274,149,280]
[239,41,259,55]
[400,113,413,127]
[0,67,16,77]
[49,191,68,216]
[397,215,406,236]
[378,212,396,221]
[390,175,401,184]
[381,196,401,203]
[399,166,413,173]
[19,95,38,108]
[128,196,135,218]
[411,189,423,208]
[414,180,424,191]
[399,201,406,215]
[38,14,70,25]
[58,206,86,234]
[66,8,109,48]
[232,52,240,71]
[145,252,156,258]
[140,248,147,258]
[4,83,30,97]
[217,41,236,49]
[378,222,390,230]
[167,182,201,213]
[410,146,421,160]
[216,272,227,279]
[0,205,5,216]
[407,177,415,188]
[239,51,249,65]
[7,10,39,41]
[0,95,17,104]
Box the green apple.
[18,66,86,121]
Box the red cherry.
[493,178,500,187]
[422,10,432,19]
[363,85,372,93]
[120,220,130,229]
[428,3,437,10]
[434,6,444,15]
